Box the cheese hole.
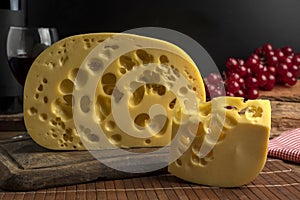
[46,61,56,68]
[224,116,238,129]
[180,135,190,146]
[69,68,79,81]
[63,129,73,142]
[104,44,119,50]
[52,133,58,138]
[205,150,214,161]
[57,121,66,130]
[80,96,91,113]
[35,94,39,99]
[199,104,211,116]
[82,127,99,142]
[192,144,200,155]
[149,84,166,96]
[109,134,122,144]
[75,69,88,88]
[169,98,177,109]
[59,55,68,66]
[159,55,169,64]
[176,159,182,167]
[50,119,57,126]
[37,84,43,92]
[39,113,48,121]
[179,87,188,96]
[52,99,73,120]
[63,95,73,105]
[191,155,200,165]
[60,79,74,94]
[42,78,48,84]
[157,85,166,96]
[43,96,48,104]
[28,107,38,115]
[145,139,151,144]
[200,158,208,166]
[134,113,150,128]
[101,73,116,84]
[87,58,103,72]
[87,134,99,142]
[96,95,111,117]
[105,121,116,132]
[120,67,126,74]
[136,50,153,64]
[130,86,145,106]
[119,55,135,70]
[103,85,115,95]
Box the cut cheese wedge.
[168,96,271,187]
[24,33,205,150]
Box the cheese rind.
[24,33,205,150]
[168,97,271,187]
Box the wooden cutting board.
[0,139,168,191]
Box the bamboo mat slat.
[0,159,299,200]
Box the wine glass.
[3,26,59,142]
[6,26,59,86]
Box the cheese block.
[24,33,206,150]
[168,96,271,187]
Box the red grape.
[245,58,259,69]
[286,77,297,86]
[289,64,299,77]
[292,55,300,66]
[267,66,277,75]
[222,43,299,99]
[226,58,239,71]
[262,43,273,53]
[235,89,245,97]
[245,77,258,88]
[227,72,240,81]
[277,63,289,75]
[236,65,247,77]
[281,46,294,56]
[226,91,235,97]
[263,74,276,90]
[226,80,240,94]
[267,56,279,66]
[257,73,268,87]
[274,49,286,63]
[246,88,259,99]
[254,47,263,56]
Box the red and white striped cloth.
[268,128,300,163]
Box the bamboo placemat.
[0,158,299,200]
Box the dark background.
[27,0,300,71]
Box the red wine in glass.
[8,55,35,86]
[6,26,59,86]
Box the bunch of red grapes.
[204,44,300,100]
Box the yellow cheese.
[24,33,205,150]
[168,96,271,187]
